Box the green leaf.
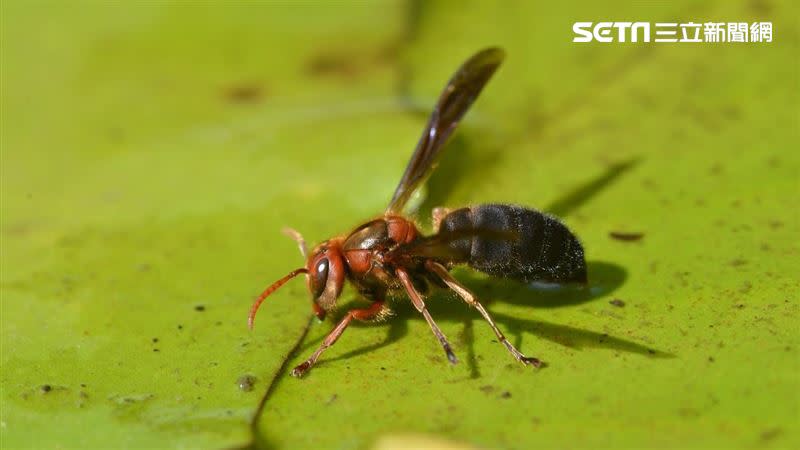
[2,1,405,448]
[2,1,797,449]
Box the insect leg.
[396,267,458,364]
[425,261,542,368]
[291,300,385,378]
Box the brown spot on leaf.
[760,428,782,441]
[739,282,752,294]
[237,374,257,392]
[609,298,626,307]
[720,105,741,120]
[224,84,263,104]
[609,231,644,242]
[307,53,361,79]
[749,0,773,14]
[306,45,396,81]
[678,407,700,417]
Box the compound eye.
[311,258,329,299]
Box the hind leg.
[426,261,542,368]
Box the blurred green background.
[1,1,797,449]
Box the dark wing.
[385,47,505,214]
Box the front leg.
[292,300,386,378]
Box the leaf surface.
[1,1,797,449]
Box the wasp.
[248,47,587,378]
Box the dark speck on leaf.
[307,53,360,79]
[479,385,495,393]
[730,259,748,267]
[152,338,159,343]
[749,0,773,15]
[177,324,183,330]
[40,384,52,393]
[609,298,626,307]
[194,305,205,312]
[237,374,257,392]
[760,428,782,441]
[648,349,656,355]
[224,84,263,104]
[500,391,512,399]
[609,231,644,241]
[153,348,160,352]
[708,356,715,362]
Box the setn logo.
[573,22,651,42]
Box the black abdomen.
[440,204,587,284]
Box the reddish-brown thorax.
[308,216,419,310]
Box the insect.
[248,47,587,378]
